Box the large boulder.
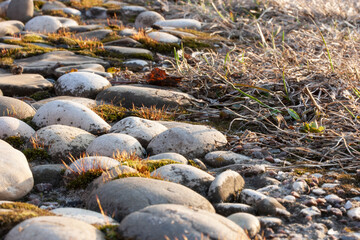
[0,116,35,139]
[0,21,24,37]
[25,16,62,34]
[0,96,36,119]
[0,74,53,96]
[6,0,33,22]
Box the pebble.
[227,212,261,237]
[325,194,344,205]
[347,207,360,220]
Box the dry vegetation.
[168,0,360,171]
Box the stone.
[300,206,321,217]
[6,0,33,22]
[41,1,66,11]
[204,151,252,167]
[109,117,167,147]
[240,189,267,206]
[75,29,113,41]
[0,140,33,200]
[117,204,249,240]
[96,84,196,108]
[151,164,214,195]
[65,25,102,33]
[292,180,310,194]
[214,203,255,216]
[122,59,149,71]
[0,74,53,96]
[33,125,96,161]
[32,96,96,110]
[32,100,110,134]
[104,37,141,47]
[0,0,10,18]
[64,156,120,176]
[63,7,81,16]
[14,51,108,76]
[228,212,261,237]
[208,170,245,203]
[55,72,111,99]
[4,216,104,239]
[325,194,344,205]
[86,177,215,221]
[154,19,202,30]
[258,216,282,228]
[86,133,146,158]
[147,124,227,158]
[148,152,188,164]
[85,6,107,19]
[347,207,360,220]
[55,17,78,28]
[0,21,24,37]
[25,16,62,34]
[134,11,165,29]
[31,164,65,186]
[0,43,22,50]
[103,46,153,60]
[54,64,107,78]
[255,197,287,216]
[0,116,35,139]
[51,207,118,226]
[118,28,138,37]
[0,96,36,119]
[147,31,180,44]
[120,5,147,21]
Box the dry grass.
[163,0,360,171]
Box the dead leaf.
[145,68,182,87]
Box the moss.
[48,36,78,47]
[98,225,120,240]
[66,169,103,189]
[101,34,122,43]
[188,159,201,169]
[92,104,127,122]
[145,159,180,172]
[33,0,44,10]
[0,57,14,69]
[4,136,25,149]
[22,147,50,162]
[22,34,45,43]
[30,91,51,101]
[138,39,180,54]
[21,117,39,131]
[1,41,55,59]
[95,48,153,61]
[114,172,163,180]
[0,202,54,236]
[42,9,68,17]
[182,37,212,49]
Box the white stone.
[292,180,309,194]
[321,183,339,189]
[347,207,360,220]
[56,17,78,28]
[0,116,35,139]
[55,72,111,99]
[300,206,321,217]
[240,189,267,206]
[110,117,167,147]
[0,140,33,200]
[204,150,251,167]
[312,188,326,195]
[33,100,110,134]
[86,133,146,158]
[25,16,62,34]
[227,212,261,237]
[148,152,188,164]
[32,96,96,110]
[345,201,353,210]
[283,195,296,203]
[63,7,81,16]
[147,32,180,44]
[65,156,120,175]
[154,19,202,30]
[325,194,344,204]
[135,11,164,29]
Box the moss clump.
[188,159,202,169]
[42,9,68,17]
[0,202,54,236]
[4,136,25,149]
[21,117,39,131]
[115,172,163,180]
[92,104,127,122]
[121,159,180,173]
[22,34,45,43]
[182,37,212,49]
[48,36,78,47]
[101,34,122,43]
[30,90,51,101]
[95,48,153,61]
[0,57,14,69]
[33,0,44,10]
[22,147,50,162]
[66,169,103,189]
[98,225,120,240]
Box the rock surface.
[0,96,36,119]
[0,116,35,139]
[0,74,53,96]
[6,0,33,22]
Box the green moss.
[66,169,103,189]
[98,225,120,240]
[4,136,25,149]
[48,36,78,47]
[21,117,39,131]
[95,48,153,61]
[92,104,127,122]
[1,41,55,59]
[137,39,180,54]
[30,91,51,101]
[146,159,180,172]
[22,34,45,43]
[33,0,44,10]
[114,172,163,180]
[101,34,122,43]
[0,202,54,236]
[182,37,212,49]
[0,57,14,69]
[188,159,201,169]
[23,147,50,162]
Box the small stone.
[204,151,251,168]
[135,11,165,29]
[312,188,326,195]
[214,203,255,216]
[154,19,202,30]
[300,206,321,217]
[325,194,344,205]
[347,207,360,220]
[85,6,107,19]
[25,16,63,34]
[321,183,339,189]
[256,197,287,216]
[228,212,261,237]
[345,201,353,210]
[292,180,310,194]
[0,116,35,140]
[283,195,296,203]
[6,0,33,22]
[258,216,282,228]
[0,96,36,119]
[148,152,188,164]
[240,189,267,206]
[147,32,180,44]
[304,198,318,207]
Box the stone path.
[0,0,359,240]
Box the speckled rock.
[32,100,110,134]
[102,46,153,60]
[0,96,36,119]
[0,140,33,200]
[204,151,251,167]
[86,133,146,158]
[54,64,107,78]
[240,189,267,206]
[32,125,96,161]
[0,74,53,96]
[64,156,120,176]
[4,216,104,239]
[228,212,261,237]
[86,177,215,221]
[109,117,167,147]
[25,16,62,34]
[147,124,227,159]
[134,11,165,29]
[6,0,33,22]
[208,170,245,203]
[148,152,188,164]
[117,204,250,240]
[55,72,111,99]
[0,116,35,139]
[32,96,96,110]
[151,164,214,195]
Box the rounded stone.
[25,16,62,34]
[32,100,110,134]
[347,207,360,221]
[109,117,167,147]
[4,216,104,239]
[0,74,53,96]
[154,19,202,30]
[117,204,250,240]
[147,31,180,44]
[86,133,146,158]
[0,96,36,119]
[0,140,33,200]
[151,164,214,195]
[6,0,33,22]
[86,177,215,221]
[148,152,188,164]
[55,72,111,99]
[204,151,251,168]
[255,197,287,216]
[32,96,96,110]
[31,164,65,186]
[135,11,165,29]
[64,156,120,176]
[0,20,24,37]
[228,212,261,237]
[147,124,227,159]
[214,203,256,216]
[0,116,35,139]
[32,125,96,161]
[240,189,267,206]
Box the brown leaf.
[145,68,182,87]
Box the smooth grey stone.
[0,43,22,50]
[54,63,108,78]
[228,212,261,238]
[0,20,24,37]
[148,152,188,164]
[208,170,245,203]
[96,84,195,108]
[147,31,180,44]
[14,51,108,76]
[119,5,147,21]
[255,197,287,216]
[122,59,149,71]
[6,0,33,22]
[25,16,62,34]
[64,25,103,33]
[86,177,215,221]
[4,216,104,239]
[31,164,65,186]
[117,204,249,240]
[54,17,78,28]
[150,164,214,196]
[0,116,34,139]
[41,1,66,11]
[134,11,164,29]
[258,216,282,228]
[0,96,36,119]
[240,189,267,206]
[85,6,107,19]
[103,46,153,60]
[118,28,138,37]
[204,151,251,168]
[0,0,10,18]
[32,96,96,110]
[103,37,141,47]
[214,203,255,216]
[0,74,53,96]
[154,19,202,30]
[74,29,113,41]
